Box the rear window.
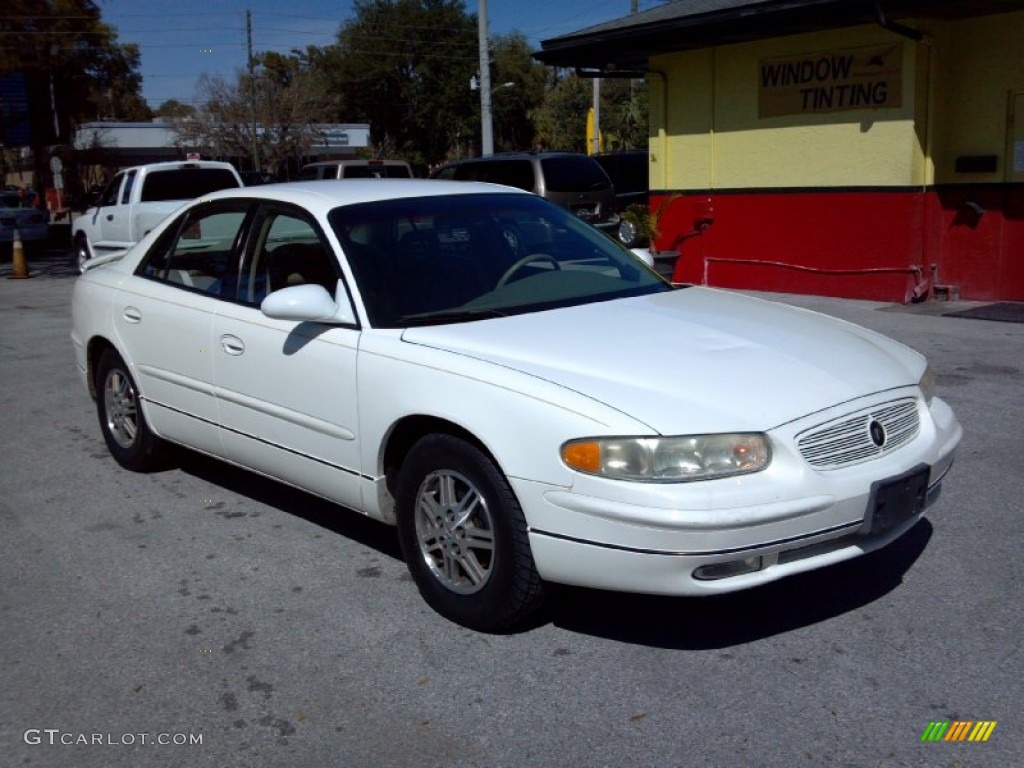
[140,168,240,202]
[298,166,322,181]
[540,156,612,192]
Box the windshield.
[328,193,670,328]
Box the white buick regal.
[71,180,962,631]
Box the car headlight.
[919,364,935,405]
[561,434,771,483]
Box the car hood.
[400,288,923,434]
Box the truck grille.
[797,398,920,469]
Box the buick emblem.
[869,420,886,447]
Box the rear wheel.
[395,434,545,631]
[95,349,164,471]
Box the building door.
[1001,91,1024,300]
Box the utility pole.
[247,10,260,170]
[478,0,494,156]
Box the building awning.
[534,0,1024,74]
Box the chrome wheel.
[396,434,545,630]
[76,239,90,273]
[414,469,495,595]
[103,368,139,449]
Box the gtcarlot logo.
[24,729,203,746]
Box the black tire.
[95,349,165,471]
[75,236,91,273]
[395,434,545,631]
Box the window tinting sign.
[760,43,903,118]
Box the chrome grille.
[797,398,920,469]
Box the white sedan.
[71,180,961,631]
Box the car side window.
[241,209,339,306]
[485,160,534,191]
[98,173,123,207]
[120,170,137,204]
[137,204,249,300]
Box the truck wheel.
[75,236,91,273]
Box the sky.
[97,0,666,109]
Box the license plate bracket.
[863,464,930,535]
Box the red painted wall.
[662,186,1024,302]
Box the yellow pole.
[9,228,31,279]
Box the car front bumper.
[515,394,961,595]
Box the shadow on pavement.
[545,520,932,648]
[173,448,404,562]
[163,444,931,644]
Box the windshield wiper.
[399,307,509,327]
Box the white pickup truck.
[73,160,243,272]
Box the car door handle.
[106,214,114,221]
[220,335,245,356]
[122,306,142,323]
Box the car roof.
[201,179,531,213]
[122,160,238,173]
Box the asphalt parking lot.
[1,247,1022,767]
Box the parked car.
[73,160,243,272]
[299,159,413,180]
[431,151,620,233]
[1,188,49,258]
[594,149,649,210]
[594,149,651,249]
[72,179,961,631]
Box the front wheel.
[95,349,165,471]
[75,236,91,273]
[395,434,545,631]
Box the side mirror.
[260,280,357,325]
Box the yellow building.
[537,0,1024,301]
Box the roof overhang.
[535,0,1024,73]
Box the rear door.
[118,199,253,454]
[99,169,136,248]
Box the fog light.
[693,556,763,581]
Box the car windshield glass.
[540,156,612,192]
[328,193,670,328]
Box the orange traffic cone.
[9,228,31,279]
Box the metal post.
[591,77,601,155]
[247,10,260,170]
[478,0,493,156]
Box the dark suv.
[431,152,619,232]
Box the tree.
[1,0,150,186]
[175,50,333,177]
[599,78,649,150]
[530,71,649,153]
[488,32,547,153]
[154,100,197,119]
[321,0,479,164]
[531,71,591,152]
